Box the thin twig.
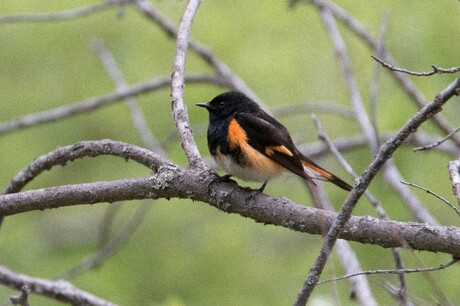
[59,202,151,280]
[132,0,265,108]
[299,0,460,146]
[97,203,123,248]
[369,12,389,150]
[0,0,120,23]
[372,56,460,77]
[400,181,460,217]
[0,74,226,136]
[383,159,439,225]
[360,25,414,304]
[91,37,165,155]
[317,258,458,285]
[272,102,354,119]
[318,7,379,153]
[413,127,460,152]
[299,132,459,159]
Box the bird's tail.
[300,158,353,191]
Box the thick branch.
[0,266,115,306]
[1,169,460,257]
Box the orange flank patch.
[300,160,333,180]
[226,119,283,180]
[265,145,293,157]
[227,119,248,150]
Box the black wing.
[236,112,307,179]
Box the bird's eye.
[218,101,225,108]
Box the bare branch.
[272,102,355,119]
[448,158,460,207]
[312,115,409,305]
[3,140,168,194]
[0,266,115,306]
[369,12,389,150]
[294,77,460,305]
[91,38,165,155]
[297,0,460,146]
[383,159,439,225]
[0,74,225,136]
[170,0,205,169]
[300,132,459,159]
[400,180,460,217]
[318,258,458,285]
[413,127,460,152]
[133,0,265,107]
[0,0,119,23]
[59,202,151,280]
[318,7,379,153]
[2,172,460,257]
[372,56,460,77]
[304,179,377,306]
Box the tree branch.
[170,0,205,169]
[372,56,460,77]
[0,74,226,136]
[0,266,115,306]
[294,77,460,305]
[1,166,460,257]
[298,0,460,147]
[0,0,120,23]
[318,258,459,285]
[91,38,165,155]
[318,7,379,153]
[133,0,265,108]
[3,140,168,195]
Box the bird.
[196,91,352,192]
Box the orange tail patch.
[301,160,353,191]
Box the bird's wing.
[235,113,307,179]
[237,112,353,191]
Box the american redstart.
[196,91,352,192]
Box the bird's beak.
[196,102,212,110]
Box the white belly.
[214,147,283,183]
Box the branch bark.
[1,165,460,257]
[0,266,115,306]
[170,0,205,169]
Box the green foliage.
[1,0,459,305]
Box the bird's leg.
[209,174,234,188]
[258,181,268,192]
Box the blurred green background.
[1,1,459,305]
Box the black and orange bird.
[196,91,352,192]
